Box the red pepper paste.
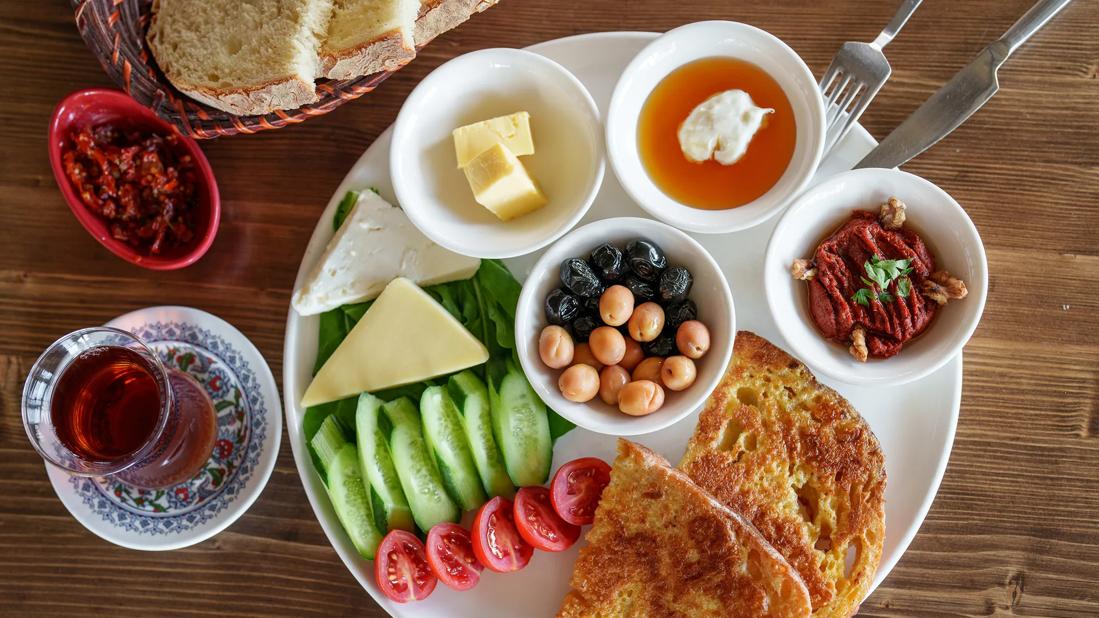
[807,210,937,358]
[62,124,198,255]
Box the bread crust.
[415,0,498,45]
[559,439,812,618]
[319,29,416,80]
[679,331,887,618]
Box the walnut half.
[921,270,968,305]
[879,196,907,230]
[849,326,868,363]
[791,258,817,281]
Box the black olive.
[544,288,580,326]
[589,243,628,281]
[665,299,698,330]
[658,266,693,303]
[643,333,677,357]
[570,315,599,342]
[623,276,655,302]
[581,295,601,318]
[560,258,604,298]
[625,239,667,281]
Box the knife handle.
[999,0,1073,57]
[872,0,923,49]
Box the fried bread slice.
[679,331,886,617]
[558,439,811,618]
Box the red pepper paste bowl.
[48,88,220,270]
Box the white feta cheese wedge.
[677,89,774,166]
[292,191,480,316]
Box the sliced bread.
[679,332,887,617]
[415,0,499,45]
[559,439,812,618]
[146,0,331,116]
[317,0,420,79]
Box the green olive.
[599,285,635,327]
[598,365,631,406]
[618,380,665,416]
[628,302,665,342]
[619,337,645,372]
[572,343,604,372]
[676,320,711,359]
[631,356,664,383]
[660,355,697,391]
[589,326,626,366]
[558,364,600,403]
[538,325,574,369]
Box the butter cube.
[462,142,547,221]
[453,112,534,167]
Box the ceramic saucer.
[45,306,281,551]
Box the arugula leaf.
[332,190,360,231]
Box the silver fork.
[819,0,923,155]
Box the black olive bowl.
[515,217,735,436]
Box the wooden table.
[3,0,1097,615]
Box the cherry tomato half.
[514,486,581,552]
[375,529,437,603]
[550,457,612,526]
[472,496,533,572]
[425,522,483,591]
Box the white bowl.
[765,168,988,386]
[390,48,605,259]
[515,217,735,436]
[605,21,825,234]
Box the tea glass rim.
[21,326,172,477]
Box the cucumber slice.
[382,397,459,531]
[420,386,488,511]
[487,360,552,487]
[311,416,382,559]
[448,371,514,498]
[355,393,414,533]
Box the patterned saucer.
[45,306,282,551]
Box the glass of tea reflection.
[22,327,217,489]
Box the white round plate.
[47,306,282,551]
[283,32,960,617]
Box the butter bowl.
[605,21,825,234]
[390,48,605,259]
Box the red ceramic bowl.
[48,88,220,270]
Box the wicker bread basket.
[71,0,397,138]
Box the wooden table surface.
[3,0,1097,615]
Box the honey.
[638,57,797,210]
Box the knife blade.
[854,0,1073,169]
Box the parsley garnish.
[852,255,913,306]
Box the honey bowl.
[606,21,825,234]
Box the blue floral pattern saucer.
[46,307,282,551]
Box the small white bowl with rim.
[605,20,825,234]
[765,168,988,386]
[515,217,735,436]
[390,48,605,259]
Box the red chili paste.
[807,210,937,358]
[62,125,198,255]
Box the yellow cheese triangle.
[301,278,489,407]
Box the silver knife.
[854,0,1073,169]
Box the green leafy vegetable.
[852,255,913,306]
[332,190,360,232]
